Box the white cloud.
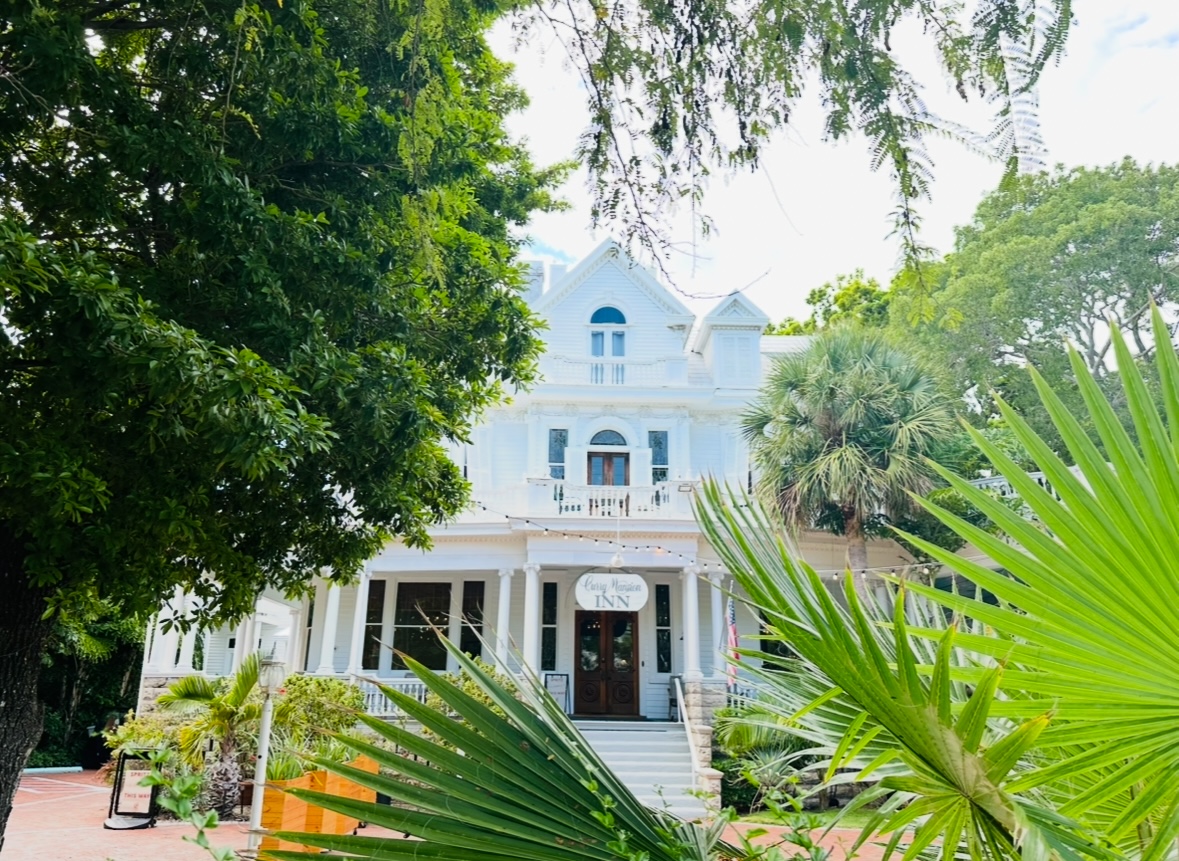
[492,0,1179,323]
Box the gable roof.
[532,239,696,328]
[693,291,771,351]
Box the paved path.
[5,770,883,860]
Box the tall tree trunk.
[0,547,53,852]
[844,516,876,609]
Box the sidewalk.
[5,771,250,861]
[5,770,882,861]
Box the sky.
[490,2,1179,324]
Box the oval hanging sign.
[575,572,650,611]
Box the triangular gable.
[694,291,771,351]
[533,239,695,327]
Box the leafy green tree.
[695,308,1179,861]
[32,604,147,768]
[158,653,263,819]
[890,160,1179,451]
[742,328,956,588]
[526,0,1072,263]
[766,270,890,334]
[0,0,562,841]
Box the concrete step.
[575,721,703,820]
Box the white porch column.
[175,623,199,674]
[155,587,184,673]
[708,571,725,678]
[232,611,257,672]
[174,593,199,674]
[315,582,342,675]
[681,565,702,681]
[495,567,514,669]
[522,563,541,674]
[286,605,304,676]
[346,568,372,677]
[144,613,166,672]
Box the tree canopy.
[766,270,891,334]
[0,0,562,841]
[890,159,1179,451]
[525,0,1074,264]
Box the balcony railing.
[540,356,687,387]
[456,481,698,522]
[531,479,696,518]
[968,464,1086,501]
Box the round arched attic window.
[590,430,627,446]
[590,306,626,325]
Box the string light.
[467,497,979,576]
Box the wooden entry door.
[588,453,629,486]
[574,611,639,716]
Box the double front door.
[574,610,639,716]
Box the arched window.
[590,429,627,446]
[590,307,626,366]
[588,430,629,485]
[590,306,626,325]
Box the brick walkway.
[4,770,882,861]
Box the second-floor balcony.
[968,464,1086,501]
[540,356,688,387]
[469,479,698,522]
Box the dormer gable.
[532,239,696,336]
[695,292,771,389]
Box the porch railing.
[354,678,430,717]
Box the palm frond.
[269,640,740,861]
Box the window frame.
[391,582,453,671]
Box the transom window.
[590,429,626,446]
[590,306,626,324]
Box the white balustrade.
[967,464,1087,502]
[541,356,675,387]
[528,479,696,518]
[353,678,430,718]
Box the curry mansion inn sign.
[575,572,650,611]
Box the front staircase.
[575,721,707,820]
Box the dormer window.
[590,307,626,359]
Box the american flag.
[725,593,740,686]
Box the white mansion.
[137,241,919,810]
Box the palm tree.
[158,651,261,818]
[691,309,1179,861]
[742,327,955,584]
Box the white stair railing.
[674,676,700,790]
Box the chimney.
[549,263,568,286]
[523,260,545,304]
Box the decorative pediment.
[532,239,695,328]
[694,291,771,350]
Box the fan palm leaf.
[695,481,1110,861]
[265,643,739,861]
[892,312,1179,852]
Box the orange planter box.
[259,755,380,853]
[259,772,312,853]
[318,755,379,836]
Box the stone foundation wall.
[682,677,729,811]
[137,674,186,714]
